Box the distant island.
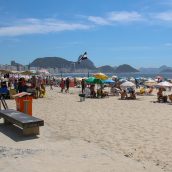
[30,57,139,73]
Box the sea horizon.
[54,72,172,79]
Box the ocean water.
[55,72,172,79]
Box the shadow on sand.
[0,123,39,142]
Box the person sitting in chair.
[0,82,10,99]
[157,88,167,102]
[129,90,136,99]
[90,85,96,98]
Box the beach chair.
[0,95,8,110]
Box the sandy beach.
[1,87,172,172]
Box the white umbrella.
[111,75,118,80]
[144,79,157,86]
[157,81,172,87]
[120,81,136,89]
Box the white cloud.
[88,16,110,25]
[152,12,172,21]
[2,10,172,37]
[0,18,91,36]
[88,11,144,25]
[107,11,143,22]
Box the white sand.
[1,87,172,172]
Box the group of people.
[60,77,70,93]
[0,76,47,99]
[120,89,136,100]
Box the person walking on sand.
[65,77,70,93]
[60,78,65,93]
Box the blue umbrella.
[103,79,115,84]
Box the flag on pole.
[77,52,88,63]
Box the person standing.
[50,80,53,90]
[60,78,65,93]
[81,79,86,93]
[65,77,70,93]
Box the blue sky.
[0,0,172,68]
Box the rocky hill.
[30,57,96,71]
[115,64,139,73]
[30,57,139,73]
[97,65,116,73]
[139,65,172,74]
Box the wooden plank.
[0,109,44,128]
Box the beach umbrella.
[111,75,118,80]
[119,78,127,83]
[85,77,103,84]
[144,79,157,87]
[0,69,13,74]
[93,73,108,80]
[38,69,50,75]
[75,77,83,82]
[120,81,136,89]
[103,79,115,84]
[157,81,172,87]
[20,71,34,75]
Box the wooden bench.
[0,109,44,136]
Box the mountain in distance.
[160,68,172,73]
[97,65,116,73]
[30,57,139,73]
[159,65,172,73]
[30,57,96,70]
[139,65,172,73]
[115,64,139,73]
